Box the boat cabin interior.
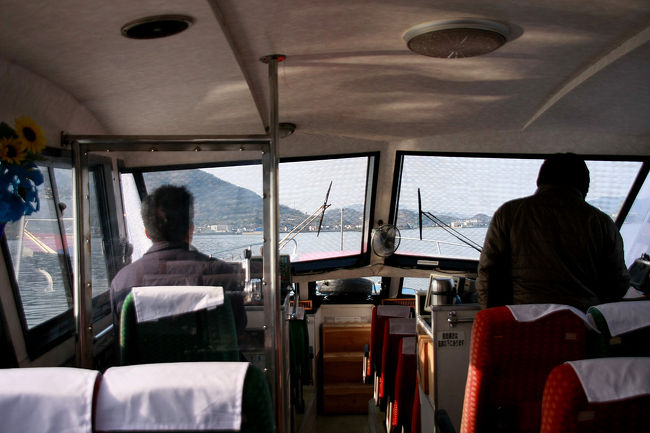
[0,1,649,433]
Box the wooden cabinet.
[321,322,373,414]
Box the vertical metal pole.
[340,208,344,251]
[72,142,93,369]
[261,53,287,433]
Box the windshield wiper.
[418,188,483,253]
[279,181,332,250]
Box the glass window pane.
[620,171,650,267]
[89,173,110,296]
[278,157,368,261]
[4,165,72,328]
[142,168,263,262]
[396,155,642,260]
[137,156,369,262]
[586,161,643,220]
[120,173,149,262]
[402,277,430,296]
[53,168,110,298]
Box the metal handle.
[447,311,474,327]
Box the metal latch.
[447,311,474,328]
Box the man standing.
[476,153,630,311]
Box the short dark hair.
[537,153,590,197]
[141,185,194,242]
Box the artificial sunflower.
[0,137,27,165]
[14,115,46,154]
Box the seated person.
[110,185,246,334]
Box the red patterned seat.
[378,317,416,406]
[460,306,587,433]
[411,380,421,433]
[390,336,417,433]
[368,305,412,379]
[541,360,650,433]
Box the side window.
[620,168,650,267]
[2,160,115,357]
[4,164,72,328]
[53,168,111,298]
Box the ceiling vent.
[404,18,509,58]
[121,15,193,39]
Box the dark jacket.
[109,241,246,333]
[476,185,630,311]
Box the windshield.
[123,155,372,264]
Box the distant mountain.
[318,207,365,231]
[144,170,307,231]
[395,208,462,230]
[472,213,491,224]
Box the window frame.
[1,150,119,359]
[122,152,380,275]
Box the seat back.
[460,305,588,433]
[138,261,247,335]
[0,367,99,433]
[155,260,244,292]
[95,362,275,433]
[120,286,239,365]
[289,316,311,412]
[390,336,417,433]
[541,358,650,433]
[411,380,421,433]
[379,317,416,404]
[370,305,411,376]
[587,300,650,357]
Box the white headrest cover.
[96,362,249,431]
[506,304,596,331]
[401,336,417,355]
[132,285,224,322]
[567,357,650,403]
[377,304,411,318]
[0,367,99,433]
[389,317,416,335]
[588,301,650,336]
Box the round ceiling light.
[121,15,193,39]
[404,18,509,58]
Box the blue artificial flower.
[0,188,27,223]
[9,161,44,187]
[19,177,40,215]
[0,158,42,221]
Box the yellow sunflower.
[14,115,46,154]
[0,137,27,164]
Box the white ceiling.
[0,0,648,155]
